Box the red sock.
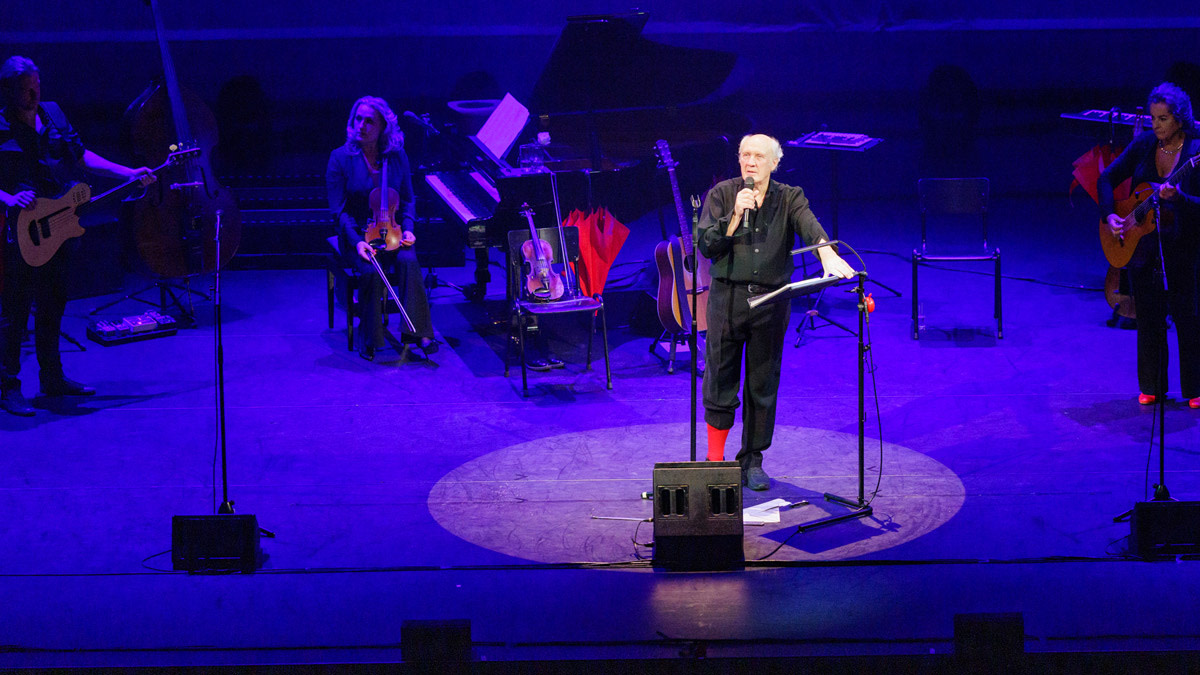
[706,424,730,461]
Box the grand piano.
[424,11,747,297]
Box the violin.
[366,153,404,251]
[520,204,564,301]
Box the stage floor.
[2,196,1199,669]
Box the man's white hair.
[738,134,784,163]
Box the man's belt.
[715,279,783,295]
[746,283,781,295]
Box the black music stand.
[750,262,874,533]
[787,132,902,289]
[786,133,894,346]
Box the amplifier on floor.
[172,514,262,573]
[651,461,744,571]
[1130,501,1200,557]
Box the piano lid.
[530,12,737,116]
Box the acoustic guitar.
[1100,154,1200,268]
[653,140,710,334]
[16,148,199,267]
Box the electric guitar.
[16,148,199,267]
[1100,153,1200,269]
[653,140,710,334]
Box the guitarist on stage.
[0,56,155,416]
[697,134,856,491]
[1099,82,1200,408]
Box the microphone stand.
[212,211,274,538]
[214,210,234,515]
[1149,195,1172,501]
[1114,195,1177,524]
[689,196,701,461]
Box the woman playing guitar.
[0,56,156,417]
[1099,82,1200,407]
[326,96,436,361]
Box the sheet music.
[474,93,529,166]
[804,132,872,148]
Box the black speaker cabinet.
[172,514,262,573]
[954,612,1025,662]
[401,619,473,665]
[1131,501,1200,557]
[652,461,744,570]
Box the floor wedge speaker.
[1131,501,1200,557]
[172,514,262,573]
[652,461,744,570]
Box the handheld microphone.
[740,176,756,232]
[403,111,439,136]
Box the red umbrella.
[573,208,629,296]
[1071,143,1130,204]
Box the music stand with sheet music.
[749,257,874,533]
[787,131,898,346]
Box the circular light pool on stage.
[429,423,964,564]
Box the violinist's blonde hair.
[344,95,404,155]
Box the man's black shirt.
[697,176,830,287]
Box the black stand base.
[652,331,704,374]
[424,267,469,299]
[59,330,86,352]
[795,493,874,532]
[864,275,903,297]
[90,280,208,326]
[794,287,857,346]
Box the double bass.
[128,0,240,279]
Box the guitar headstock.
[654,139,677,169]
[166,148,202,164]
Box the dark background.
[5,2,1200,229]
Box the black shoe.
[524,356,552,372]
[546,352,565,369]
[41,377,96,397]
[1,389,35,416]
[419,337,439,355]
[742,466,770,491]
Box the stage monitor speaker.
[401,619,473,666]
[1131,501,1200,557]
[172,514,262,573]
[652,461,744,571]
[954,612,1025,666]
